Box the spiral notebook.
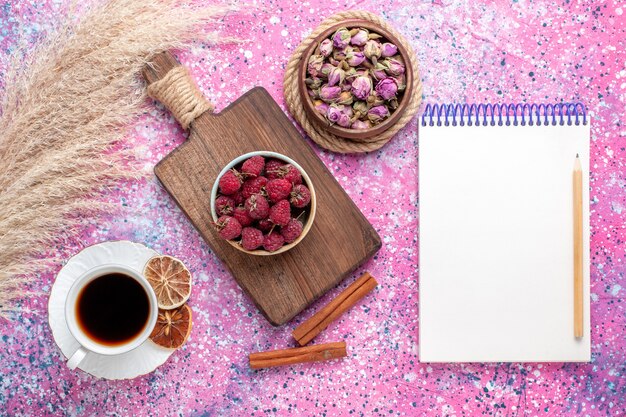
[418,103,591,362]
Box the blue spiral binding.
[421,102,587,127]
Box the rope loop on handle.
[283,10,423,153]
[147,66,214,129]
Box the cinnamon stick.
[292,272,378,346]
[249,341,347,369]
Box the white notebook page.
[418,119,590,362]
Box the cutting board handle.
[143,51,214,130]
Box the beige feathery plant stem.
[0,0,237,319]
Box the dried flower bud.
[350,28,369,46]
[320,63,334,79]
[368,33,383,40]
[344,67,359,83]
[308,89,319,100]
[327,104,353,127]
[393,74,406,92]
[305,77,322,90]
[307,55,324,77]
[369,95,385,107]
[319,39,333,58]
[319,84,342,103]
[327,104,343,124]
[367,105,390,124]
[333,46,351,61]
[328,66,346,87]
[382,57,405,76]
[381,42,398,58]
[313,99,329,115]
[364,40,382,62]
[350,75,373,101]
[370,99,385,108]
[387,97,399,110]
[351,119,372,129]
[337,91,354,105]
[340,104,353,119]
[328,57,341,67]
[332,27,351,49]
[375,78,398,100]
[337,106,352,128]
[352,100,369,116]
[370,62,388,80]
[346,51,366,67]
[340,81,352,92]
[337,116,351,128]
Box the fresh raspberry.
[241,176,268,199]
[269,199,291,226]
[281,165,303,185]
[241,155,265,178]
[231,191,245,206]
[218,170,242,195]
[266,178,292,203]
[263,231,285,252]
[214,215,242,240]
[280,218,303,243]
[265,159,285,179]
[290,184,311,208]
[214,195,235,216]
[266,160,302,184]
[257,218,273,232]
[245,194,270,220]
[233,206,253,227]
[241,227,264,251]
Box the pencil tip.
[576,153,579,158]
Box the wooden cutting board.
[143,52,381,326]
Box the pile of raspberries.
[213,155,312,252]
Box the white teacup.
[64,264,158,370]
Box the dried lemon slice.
[144,255,192,310]
[150,304,192,349]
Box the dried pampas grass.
[0,0,237,318]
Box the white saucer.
[48,240,174,379]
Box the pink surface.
[1,1,625,415]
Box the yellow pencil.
[573,154,583,338]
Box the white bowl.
[210,151,317,256]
